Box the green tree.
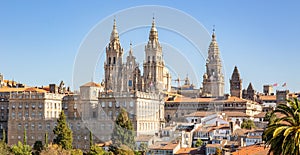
[44,132,48,148]
[138,143,148,155]
[11,141,32,155]
[71,149,83,155]
[23,128,27,145]
[0,129,9,154]
[195,138,203,147]
[53,111,73,150]
[263,98,300,155]
[214,147,222,155]
[33,141,43,154]
[2,129,5,143]
[89,145,105,155]
[88,131,105,155]
[241,119,256,130]
[90,131,93,149]
[111,108,135,150]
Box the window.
[46,123,50,130]
[92,111,97,118]
[25,103,29,109]
[32,103,36,109]
[31,123,35,130]
[74,104,77,110]
[116,102,120,108]
[25,123,28,130]
[113,57,116,64]
[18,103,22,109]
[12,112,15,119]
[130,101,134,107]
[25,111,29,118]
[18,123,22,130]
[116,111,119,117]
[38,103,43,109]
[39,112,43,118]
[38,123,42,130]
[109,102,112,107]
[18,112,22,119]
[101,102,105,108]
[108,57,111,65]
[31,112,35,118]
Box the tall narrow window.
[113,57,116,64]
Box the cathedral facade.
[104,18,171,93]
[99,18,171,136]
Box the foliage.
[111,108,135,150]
[40,144,70,155]
[138,143,148,154]
[11,141,32,155]
[263,98,300,155]
[23,128,27,145]
[44,132,48,148]
[88,145,105,155]
[90,131,93,149]
[214,147,222,155]
[264,111,276,124]
[195,138,203,147]
[113,144,135,155]
[53,111,73,150]
[241,119,256,130]
[0,140,10,155]
[2,129,5,143]
[33,140,43,154]
[71,149,83,155]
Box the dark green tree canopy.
[241,119,256,130]
[53,111,73,150]
[111,108,135,151]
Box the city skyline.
[0,1,299,93]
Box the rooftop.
[231,144,270,155]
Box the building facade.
[7,89,65,146]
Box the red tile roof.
[231,144,270,155]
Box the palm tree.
[263,98,300,155]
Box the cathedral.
[104,18,171,93]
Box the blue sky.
[0,0,299,93]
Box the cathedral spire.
[129,42,133,56]
[110,18,119,42]
[212,25,216,41]
[149,17,158,41]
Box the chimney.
[229,121,234,134]
[216,121,220,126]
[49,84,58,93]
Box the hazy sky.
[0,0,299,93]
